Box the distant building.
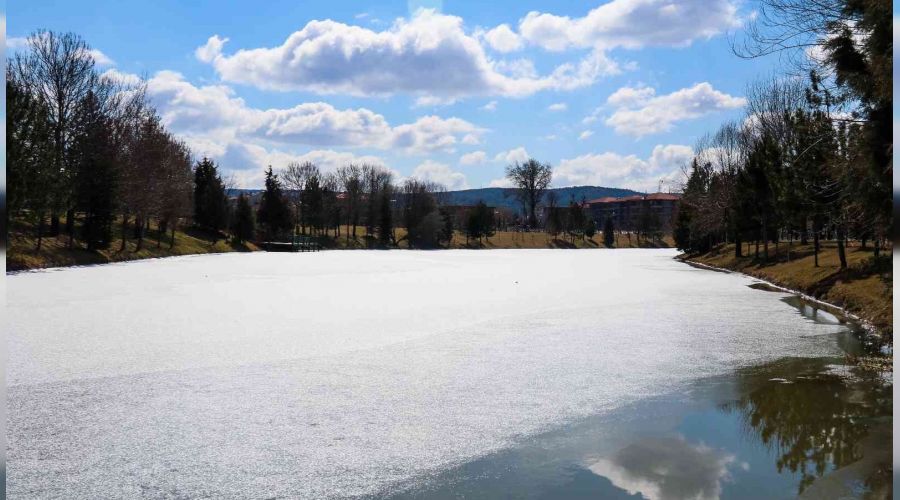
[585,193,680,233]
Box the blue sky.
[8,0,805,190]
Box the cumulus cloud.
[410,160,469,190]
[519,0,741,51]
[138,70,485,154]
[460,150,487,165]
[198,10,619,99]
[604,83,745,137]
[548,102,567,112]
[221,145,388,187]
[87,48,114,66]
[482,24,524,52]
[481,100,498,111]
[195,35,229,63]
[494,147,530,164]
[588,437,734,500]
[554,144,693,191]
[101,68,143,86]
[578,130,594,140]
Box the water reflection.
[587,436,734,500]
[720,358,891,496]
[386,358,890,499]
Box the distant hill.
[439,186,642,212]
[227,185,643,212]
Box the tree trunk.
[762,218,769,261]
[66,208,75,249]
[35,214,45,251]
[120,214,130,252]
[836,224,847,269]
[136,215,144,251]
[50,213,60,236]
[813,228,820,267]
[734,233,742,258]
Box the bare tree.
[13,30,98,241]
[336,164,363,239]
[505,159,552,227]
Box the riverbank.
[7,218,258,272]
[8,217,673,271]
[681,242,892,344]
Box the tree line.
[8,30,193,251]
[674,0,891,268]
[8,30,641,254]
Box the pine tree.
[603,217,615,247]
[232,194,255,243]
[257,166,293,240]
[193,158,229,233]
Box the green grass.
[686,241,893,338]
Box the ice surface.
[7,249,848,498]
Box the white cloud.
[100,68,142,86]
[139,70,485,154]
[410,160,469,190]
[494,147,530,164]
[555,144,693,191]
[481,100,498,111]
[222,145,388,187]
[547,102,567,112]
[482,24,523,52]
[519,0,741,51]
[195,35,229,63]
[460,150,487,165]
[605,82,745,137]
[578,130,594,140]
[413,95,458,107]
[488,177,514,188]
[199,10,619,99]
[6,36,27,50]
[87,48,114,66]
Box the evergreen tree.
[192,157,229,233]
[231,194,255,243]
[71,90,117,249]
[257,166,293,240]
[465,201,495,244]
[603,217,615,247]
[584,217,596,240]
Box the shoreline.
[7,230,674,273]
[680,253,893,368]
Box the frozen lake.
[7,249,851,498]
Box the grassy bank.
[9,216,673,272]
[683,242,892,341]
[8,218,258,272]
[317,226,674,250]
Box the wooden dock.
[261,235,321,252]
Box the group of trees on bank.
[674,0,891,268]
[9,31,666,254]
[8,30,193,251]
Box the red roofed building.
[586,193,681,233]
